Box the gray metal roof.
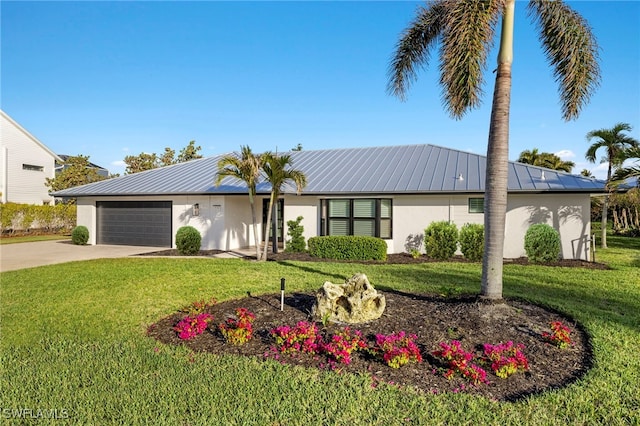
[52,144,605,197]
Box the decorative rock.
[312,273,386,324]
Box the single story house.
[1,110,63,205]
[52,144,605,260]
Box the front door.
[262,198,284,250]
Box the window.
[321,198,392,239]
[23,164,44,172]
[468,197,484,213]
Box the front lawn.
[0,236,638,424]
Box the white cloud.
[111,160,126,167]
[554,149,575,160]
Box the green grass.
[1,235,639,424]
[0,234,69,244]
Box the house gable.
[0,110,62,204]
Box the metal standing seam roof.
[51,144,606,197]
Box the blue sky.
[2,1,638,179]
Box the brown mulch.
[148,290,592,402]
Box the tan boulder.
[312,273,386,324]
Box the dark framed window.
[320,198,392,239]
[23,164,44,172]
[468,197,484,213]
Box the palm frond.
[387,1,446,101]
[528,0,600,121]
[439,0,504,118]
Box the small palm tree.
[261,152,307,261]
[215,146,264,260]
[612,146,640,186]
[586,123,639,248]
[388,0,599,299]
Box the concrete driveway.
[0,240,167,272]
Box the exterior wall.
[76,192,591,260]
[0,112,59,205]
[77,195,258,250]
[281,195,319,250]
[391,193,590,260]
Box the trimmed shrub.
[285,216,306,253]
[524,223,561,263]
[308,236,387,261]
[459,223,484,261]
[71,225,89,245]
[424,221,458,260]
[176,226,201,255]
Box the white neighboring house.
[0,110,62,205]
[53,144,605,260]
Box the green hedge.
[71,226,89,245]
[524,223,561,263]
[308,236,387,261]
[424,221,458,260]
[0,203,76,234]
[459,223,484,262]
[176,226,202,255]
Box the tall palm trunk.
[262,192,276,261]
[601,162,612,248]
[481,0,514,300]
[248,193,262,261]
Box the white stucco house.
[0,110,62,205]
[53,144,605,260]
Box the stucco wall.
[76,192,591,260]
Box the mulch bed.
[148,290,592,401]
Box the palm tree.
[261,152,307,261]
[580,169,594,178]
[612,146,640,186]
[539,153,575,173]
[388,0,599,300]
[517,149,575,172]
[586,123,639,248]
[517,148,543,166]
[215,146,264,260]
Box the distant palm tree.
[261,152,307,261]
[586,123,639,248]
[215,146,264,260]
[580,169,594,178]
[517,148,544,166]
[517,149,575,172]
[612,146,640,186]
[388,0,599,299]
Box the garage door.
[97,201,172,247]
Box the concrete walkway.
[0,240,169,272]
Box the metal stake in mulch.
[280,278,285,311]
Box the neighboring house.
[52,144,605,260]
[57,155,110,178]
[0,110,62,205]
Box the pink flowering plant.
[270,321,322,354]
[322,327,368,365]
[482,341,529,379]
[542,321,573,348]
[432,340,487,384]
[218,308,256,345]
[374,331,423,369]
[174,313,213,340]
